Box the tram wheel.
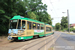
[34,35,38,39]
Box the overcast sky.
[42,0,75,26]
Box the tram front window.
[17,20,21,29]
[10,20,26,29]
[10,20,17,29]
[18,20,26,29]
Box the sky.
[42,0,75,26]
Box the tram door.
[26,21,34,36]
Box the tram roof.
[10,15,44,24]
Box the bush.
[73,29,75,33]
[62,28,68,32]
[70,28,75,32]
[70,28,74,31]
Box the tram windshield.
[10,20,26,29]
[10,20,18,29]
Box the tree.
[55,23,61,31]
[61,16,68,30]
[0,0,53,36]
[24,0,52,25]
[0,0,27,35]
[27,12,36,20]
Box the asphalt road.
[0,32,75,50]
[51,32,75,50]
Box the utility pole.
[67,9,70,33]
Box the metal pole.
[67,9,70,33]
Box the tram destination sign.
[11,20,18,22]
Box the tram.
[8,15,54,40]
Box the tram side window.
[46,27,51,32]
[41,24,44,30]
[27,22,31,29]
[33,23,36,29]
[37,24,40,30]
[22,21,25,29]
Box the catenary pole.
[67,9,70,33]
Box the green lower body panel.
[45,32,53,36]
[39,34,45,37]
[34,32,44,35]
[18,36,33,40]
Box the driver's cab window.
[22,21,25,29]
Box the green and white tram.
[8,15,54,40]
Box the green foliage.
[55,23,61,31]
[0,10,5,14]
[70,28,74,31]
[0,0,27,36]
[0,0,52,36]
[61,16,68,30]
[70,28,75,32]
[73,29,75,32]
[24,0,52,25]
[62,28,68,32]
[28,12,36,20]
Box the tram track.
[38,34,61,50]
[0,34,57,50]
[24,34,59,50]
[0,35,51,47]
[17,34,58,50]
[12,35,54,50]
[24,36,54,50]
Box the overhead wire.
[49,0,63,24]
[44,0,61,18]
[49,0,59,18]
[46,0,62,24]
[43,0,56,16]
